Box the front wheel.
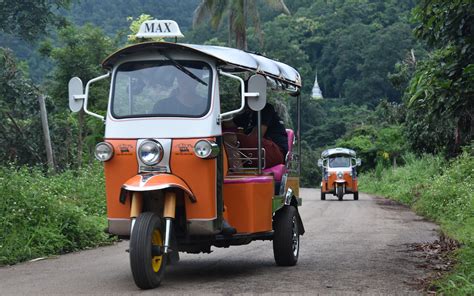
[336,185,344,201]
[320,190,326,200]
[273,206,300,266]
[130,212,167,289]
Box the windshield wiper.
[159,51,208,86]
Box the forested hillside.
[0,0,426,173]
[0,0,472,293]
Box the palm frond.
[193,0,212,28]
[265,0,291,15]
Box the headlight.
[95,142,114,162]
[138,140,163,166]
[194,140,219,159]
[337,171,344,179]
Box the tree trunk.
[38,95,55,172]
[228,10,234,47]
[235,0,247,50]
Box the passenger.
[226,103,288,168]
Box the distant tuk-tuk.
[318,148,361,201]
[68,20,304,289]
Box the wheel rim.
[292,216,299,257]
[151,229,163,272]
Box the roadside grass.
[360,152,474,295]
[0,163,114,266]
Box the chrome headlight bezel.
[138,140,164,166]
[194,140,219,159]
[94,142,114,162]
[337,171,344,179]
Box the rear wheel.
[273,206,300,266]
[130,212,167,289]
[354,192,359,200]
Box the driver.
[152,69,208,116]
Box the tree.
[0,0,71,41]
[406,0,474,156]
[41,24,115,167]
[193,0,290,49]
[0,48,45,165]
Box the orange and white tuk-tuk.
[68,20,304,289]
[318,147,361,201]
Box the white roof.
[102,42,301,89]
[321,148,356,158]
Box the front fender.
[122,173,196,202]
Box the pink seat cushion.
[263,164,286,182]
[224,175,273,184]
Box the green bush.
[360,152,474,294]
[360,153,444,204]
[0,163,113,266]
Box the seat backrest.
[286,129,295,154]
[261,129,294,183]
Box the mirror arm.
[73,94,86,100]
[218,70,247,120]
[83,72,110,122]
[245,92,259,97]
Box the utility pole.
[38,94,55,171]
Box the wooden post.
[38,95,55,171]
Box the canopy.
[102,42,301,88]
[321,148,356,158]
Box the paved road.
[0,190,439,295]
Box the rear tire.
[354,192,359,200]
[320,190,326,200]
[130,212,167,289]
[273,206,300,266]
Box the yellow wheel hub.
[151,229,163,272]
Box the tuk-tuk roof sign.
[136,20,184,38]
[102,42,301,89]
[321,148,356,158]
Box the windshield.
[112,60,212,118]
[329,156,351,168]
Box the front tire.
[321,190,326,200]
[336,185,344,201]
[273,206,300,266]
[130,212,167,289]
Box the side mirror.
[68,77,85,112]
[246,74,267,111]
[356,158,362,166]
[317,159,323,167]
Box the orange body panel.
[222,146,229,177]
[170,138,217,220]
[223,178,273,233]
[104,139,138,219]
[286,176,300,197]
[322,172,358,193]
[104,138,217,221]
[352,178,359,192]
